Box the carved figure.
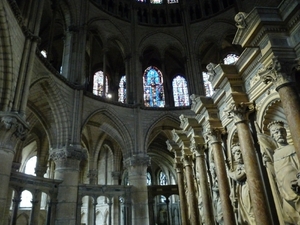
[228,143,255,224]
[256,121,300,224]
[210,163,223,225]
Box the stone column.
[174,162,188,225]
[0,114,28,225]
[9,189,22,225]
[29,189,42,225]
[50,146,86,225]
[182,154,200,225]
[124,155,150,225]
[112,171,121,224]
[206,128,235,225]
[194,145,214,225]
[258,57,300,169]
[225,102,272,225]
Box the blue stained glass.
[143,66,165,107]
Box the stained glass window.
[172,75,189,107]
[168,0,178,3]
[203,72,214,97]
[93,71,108,97]
[118,75,126,103]
[223,53,239,65]
[150,0,163,3]
[143,66,165,107]
[159,171,167,185]
[147,172,152,186]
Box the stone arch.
[144,113,180,150]
[28,76,69,149]
[82,108,133,157]
[256,91,291,142]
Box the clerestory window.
[143,66,165,107]
[93,71,109,97]
[172,75,189,107]
[118,75,126,103]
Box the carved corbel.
[257,57,298,89]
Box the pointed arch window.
[118,75,126,103]
[202,72,214,97]
[143,66,165,107]
[147,172,152,186]
[223,53,239,65]
[159,171,167,185]
[93,71,108,97]
[172,75,189,106]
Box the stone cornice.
[10,171,61,196]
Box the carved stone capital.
[88,169,98,179]
[50,144,87,162]
[0,112,29,151]
[191,143,205,157]
[224,102,255,124]
[174,162,183,173]
[112,171,121,179]
[182,154,193,167]
[258,57,298,89]
[205,128,224,144]
[123,154,150,168]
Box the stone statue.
[256,121,300,224]
[210,163,223,225]
[227,143,255,225]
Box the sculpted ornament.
[256,121,300,225]
[234,12,247,29]
[228,143,256,225]
[50,145,87,161]
[205,127,224,144]
[210,163,223,225]
[1,115,28,141]
[257,57,296,88]
[224,102,254,124]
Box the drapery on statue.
[255,121,300,225]
[227,143,256,225]
[210,163,224,225]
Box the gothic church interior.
[1,0,300,224]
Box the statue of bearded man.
[266,121,300,224]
